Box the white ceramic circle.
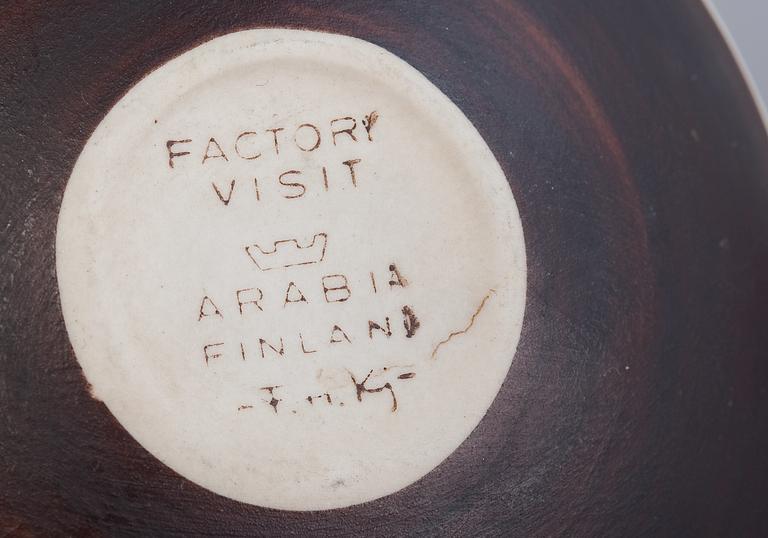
[56,29,526,510]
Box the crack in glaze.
[431,289,496,359]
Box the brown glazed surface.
[1,1,767,536]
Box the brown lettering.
[402,305,420,338]
[331,116,357,145]
[202,137,228,164]
[166,139,191,168]
[300,333,317,354]
[204,342,224,365]
[368,317,392,339]
[343,158,361,187]
[266,127,284,155]
[234,131,261,160]
[363,111,379,142]
[388,263,408,288]
[294,123,321,152]
[322,274,351,303]
[278,170,306,199]
[284,282,308,306]
[236,287,263,315]
[330,325,352,344]
[212,179,235,206]
[198,296,223,321]
[259,338,285,359]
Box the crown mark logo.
[245,233,328,271]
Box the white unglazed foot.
[56,29,526,511]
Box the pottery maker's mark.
[166,110,380,168]
[431,289,495,359]
[245,233,327,271]
[237,366,416,415]
[259,385,282,414]
[350,368,399,412]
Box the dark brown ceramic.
[2,1,767,536]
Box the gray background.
[708,0,768,127]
